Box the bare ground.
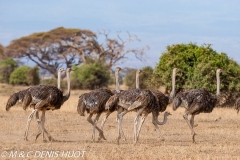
[0,90,240,160]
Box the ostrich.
[21,68,71,142]
[6,68,65,141]
[234,97,240,113]
[76,68,123,142]
[106,68,178,143]
[131,68,179,141]
[172,68,222,143]
[99,67,123,132]
[23,67,65,141]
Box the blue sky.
[0,0,239,69]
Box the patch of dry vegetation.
[0,86,240,160]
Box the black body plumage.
[173,89,218,115]
[6,88,30,111]
[77,88,113,116]
[22,85,65,110]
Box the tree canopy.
[6,27,96,78]
[152,43,240,105]
[6,27,147,78]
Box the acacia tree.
[6,27,97,78]
[6,27,147,78]
[95,30,148,68]
[152,43,240,105]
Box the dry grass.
[0,86,240,159]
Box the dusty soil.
[0,90,240,160]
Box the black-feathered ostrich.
[76,67,123,142]
[106,68,178,143]
[21,68,71,142]
[132,68,180,141]
[6,68,65,141]
[234,97,240,113]
[127,68,179,142]
[172,68,222,143]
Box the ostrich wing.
[6,89,29,111]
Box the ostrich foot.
[48,136,57,142]
[99,132,107,140]
[194,124,198,127]
[23,137,29,141]
[115,137,121,145]
[158,133,165,141]
[192,133,197,143]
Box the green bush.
[10,65,40,85]
[41,77,66,89]
[27,66,40,85]
[124,66,153,89]
[0,58,18,83]
[152,43,240,105]
[124,68,137,89]
[71,62,111,89]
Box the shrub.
[0,58,18,83]
[124,66,154,89]
[10,65,40,85]
[71,62,111,89]
[152,43,240,105]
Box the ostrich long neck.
[216,71,221,102]
[57,70,61,89]
[156,113,169,125]
[169,70,176,103]
[115,71,120,92]
[136,72,140,89]
[63,71,70,102]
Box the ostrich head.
[116,67,122,72]
[217,68,223,74]
[173,68,180,73]
[66,68,72,73]
[164,111,172,116]
[59,68,64,72]
[136,70,142,74]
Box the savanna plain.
[0,84,240,160]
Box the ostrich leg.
[87,113,106,141]
[183,111,196,143]
[39,109,47,142]
[190,115,195,128]
[134,112,148,142]
[136,112,149,141]
[116,109,128,144]
[99,111,113,141]
[92,113,101,142]
[35,110,56,142]
[24,109,37,141]
[152,112,166,140]
[133,108,144,143]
